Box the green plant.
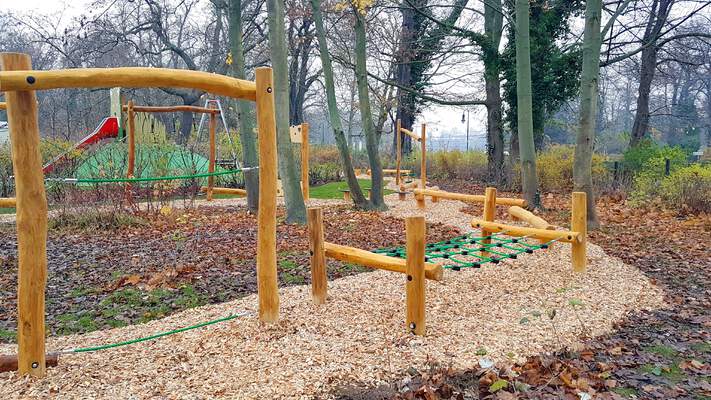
[658,164,711,213]
[622,139,687,177]
[510,145,609,192]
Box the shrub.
[658,164,711,213]
[509,145,610,192]
[622,139,687,178]
[403,150,488,181]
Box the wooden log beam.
[307,208,327,304]
[571,192,587,272]
[255,67,279,322]
[0,197,16,208]
[399,127,421,142]
[508,206,554,229]
[324,242,443,281]
[201,186,247,196]
[471,219,581,243]
[369,168,411,175]
[414,188,527,207]
[2,52,48,377]
[0,101,6,110]
[481,187,497,256]
[0,353,58,373]
[400,180,419,191]
[0,67,257,101]
[405,216,426,335]
[121,105,221,114]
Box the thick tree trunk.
[354,9,386,209]
[629,0,673,147]
[514,0,538,208]
[484,0,504,183]
[309,0,369,208]
[573,0,602,228]
[228,0,259,212]
[266,0,307,224]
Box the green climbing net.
[373,231,555,271]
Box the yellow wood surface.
[0,67,257,100]
[307,208,327,304]
[471,219,581,243]
[571,192,587,272]
[121,105,220,114]
[0,101,6,110]
[507,206,553,229]
[405,216,426,335]
[324,242,443,281]
[481,187,497,256]
[207,107,216,201]
[201,186,247,196]
[0,197,16,208]
[255,67,279,322]
[414,188,527,207]
[2,52,48,377]
[301,123,309,200]
[399,127,421,142]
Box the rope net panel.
[373,231,554,271]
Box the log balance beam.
[1,52,279,376]
[473,191,588,272]
[367,168,411,175]
[0,197,16,208]
[200,186,246,196]
[413,188,527,209]
[0,353,58,373]
[508,205,555,246]
[308,207,433,335]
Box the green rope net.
[373,231,555,270]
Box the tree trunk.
[309,0,369,208]
[266,0,307,224]
[629,0,673,147]
[484,0,504,183]
[228,0,259,212]
[573,0,602,228]
[514,0,538,208]
[354,8,386,209]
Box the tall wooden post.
[420,123,426,190]
[307,207,326,304]
[127,100,136,178]
[481,187,497,256]
[1,52,48,376]
[207,104,217,201]
[406,215,426,335]
[571,192,587,272]
[255,67,279,322]
[301,122,310,200]
[396,119,402,186]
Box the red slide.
[43,116,119,174]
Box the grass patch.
[0,207,15,214]
[310,179,393,200]
[280,272,305,285]
[0,328,16,341]
[690,342,711,354]
[646,344,679,358]
[638,363,686,383]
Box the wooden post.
[481,187,497,256]
[342,190,351,201]
[307,207,326,304]
[1,52,48,376]
[415,192,425,209]
[255,67,279,322]
[127,100,135,178]
[396,119,402,186]
[405,216,426,335]
[420,123,426,190]
[207,103,217,201]
[571,192,587,272]
[301,122,310,200]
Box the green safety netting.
[72,142,229,185]
[373,231,554,270]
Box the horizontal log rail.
[414,188,527,207]
[471,219,581,243]
[0,101,6,110]
[0,353,58,373]
[0,68,257,101]
[508,206,554,230]
[400,180,419,190]
[201,186,246,196]
[367,168,411,175]
[0,197,16,208]
[399,127,421,142]
[324,242,443,281]
[122,105,220,114]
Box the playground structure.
[396,119,427,193]
[0,52,281,376]
[308,187,587,336]
[289,122,310,200]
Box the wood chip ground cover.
[0,191,665,399]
